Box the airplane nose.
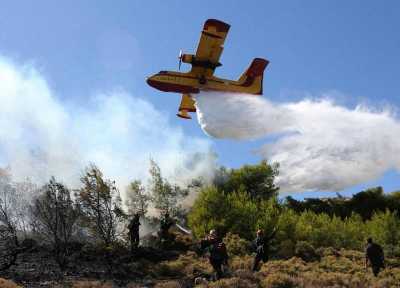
[146,77,156,87]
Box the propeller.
[178,49,183,70]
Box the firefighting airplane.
[146,19,269,119]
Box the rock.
[194,277,208,285]
[0,277,22,288]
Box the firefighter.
[201,229,229,280]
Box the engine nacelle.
[181,54,222,69]
[181,54,195,64]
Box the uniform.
[366,241,384,276]
[252,228,277,271]
[201,230,229,280]
[128,214,140,251]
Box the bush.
[276,239,296,259]
[223,233,250,256]
[295,241,319,262]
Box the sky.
[0,1,399,198]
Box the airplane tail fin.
[237,58,269,95]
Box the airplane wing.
[190,19,230,78]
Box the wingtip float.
[146,19,269,120]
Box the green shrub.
[366,210,400,257]
[276,239,296,259]
[295,241,319,262]
[223,233,250,256]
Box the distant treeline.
[285,187,400,220]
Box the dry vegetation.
[0,246,399,287]
[150,248,400,288]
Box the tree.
[216,161,279,200]
[188,161,280,240]
[349,187,387,220]
[13,179,38,236]
[0,169,20,271]
[125,180,150,216]
[188,185,281,240]
[188,186,230,238]
[31,177,79,270]
[367,210,400,256]
[148,159,188,216]
[77,165,125,246]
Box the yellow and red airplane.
[146,19,269,119]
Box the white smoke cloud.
[195,92,400,193]
[0,56,215,194]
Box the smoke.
[0,56,215,195]
[195,92,400,193]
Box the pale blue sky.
[1,1,399,197]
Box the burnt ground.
[0,242,191,288]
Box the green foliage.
[190,173,400,259]
[188,161,280,240]
[349,187,387,220]
[188,186,280,240]
[366,210,400,256]
[225,189,260,238]
[148,159,188,216]
[215,161,279,200]
[187,186,229,238]
[77,164,125,245]
[294,241,319,262]
[285,186,399,221]
[223,233,250,256]
[255,197,281,233]
[125,180,150,216]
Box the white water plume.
[195,92,400,193]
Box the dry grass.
[153,251,212,279]
[153,280,184,288]
[71,280,114,288]
[10,248,400,288]
[193,248,400,288]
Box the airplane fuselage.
[146,70,263,95]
